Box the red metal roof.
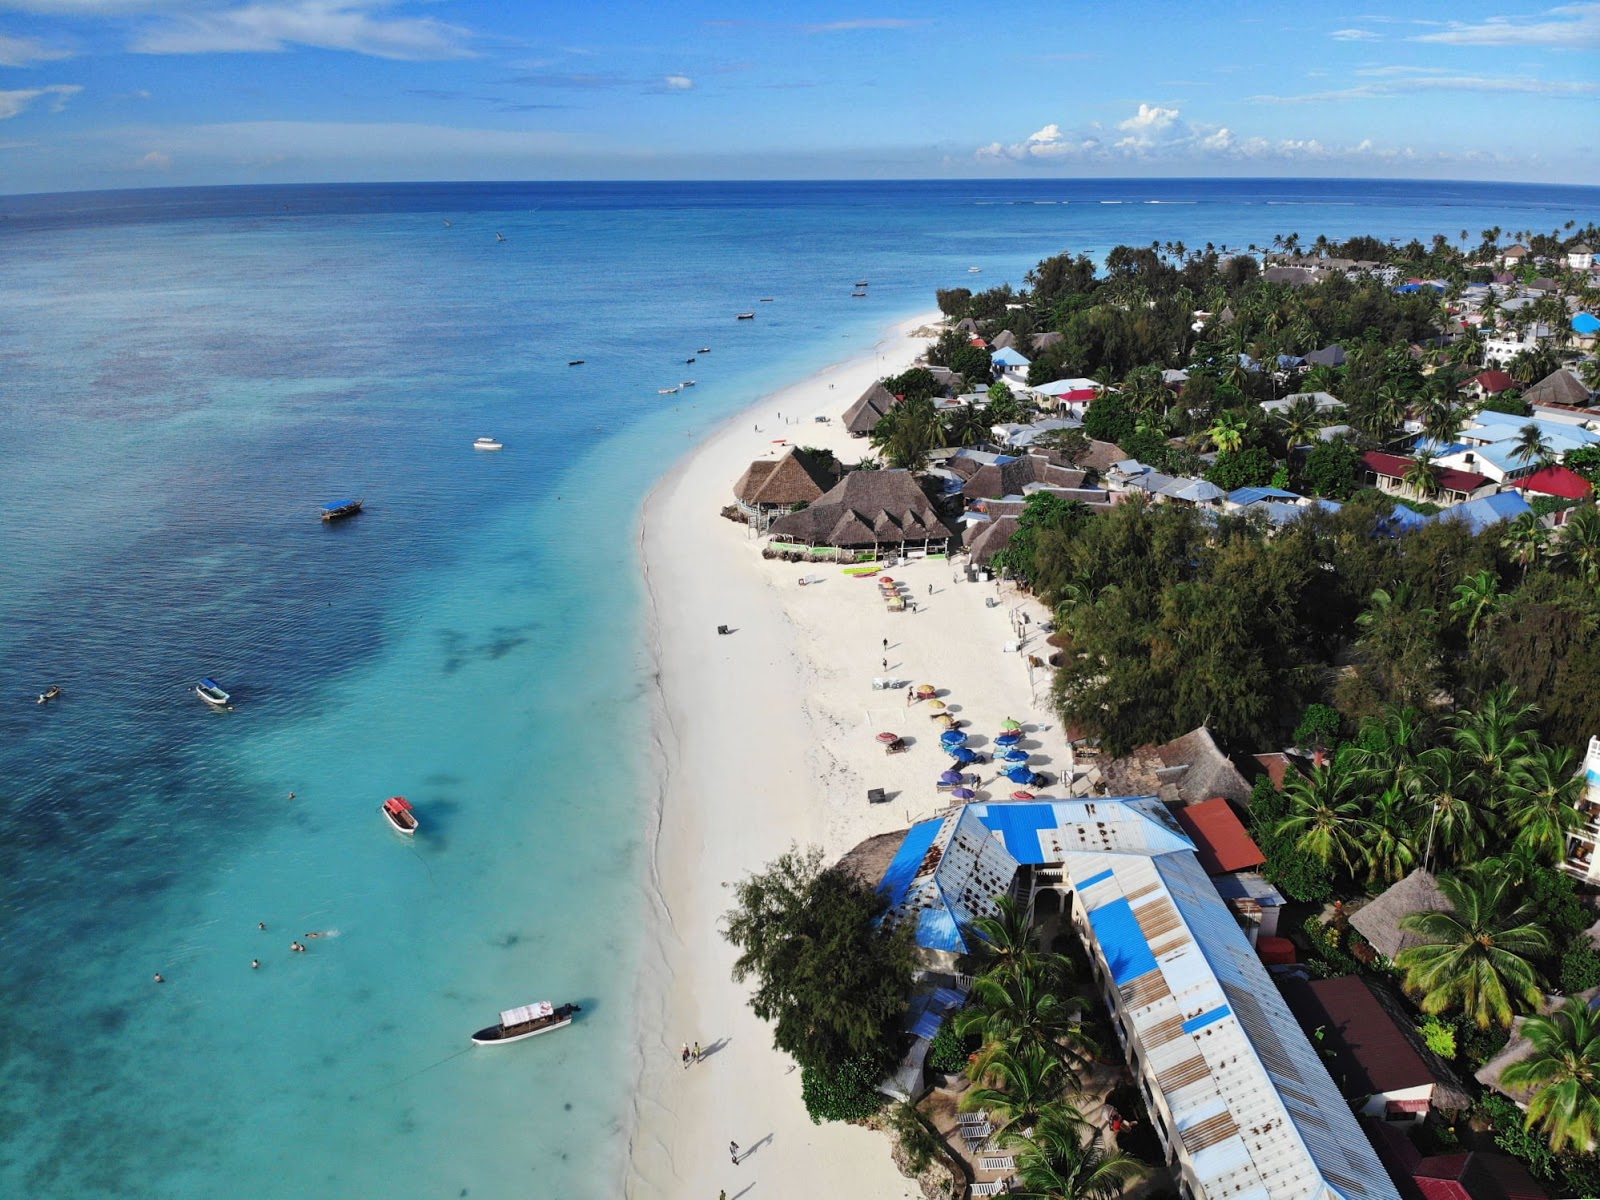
[1362,451,1489,495]
[1515,465,1593,500]
[1174,797,1264,874]
[1473,369,1517,393]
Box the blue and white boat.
[320,499,363,521]
[196,678,231,708]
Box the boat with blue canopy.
[320,499,363,521]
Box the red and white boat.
[381,796,418,835]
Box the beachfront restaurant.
[766,469,956,557]
[876,798,1400,1200]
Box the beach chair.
[867,788,888,804]
[977,1157,1016,1172]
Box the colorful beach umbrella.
[1004,766,1034,784]
[1002,749,1029,763]
[940,730,968,747]
[916,684,937,696]
[951,788,975,800]
[939,770,963,784]
[876,731,899,744]
[927,701,946,711]
[995,732,1022,747]
[1011,791,1035,801]
[1001,718,1021,731]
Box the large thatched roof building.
[768,469,956,551]
[1348,869,1448,961]
[1524,368,1591,408]
[842,381,900,436]
[732,447,838,511]
[959,454,1086,502]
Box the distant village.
[722,228,1600,1200]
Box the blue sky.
[1,1,1596,193]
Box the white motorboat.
[196,678,231,708]
[471,1000,580,1045]
[658,386,680,395]
[473,437,503,451]
[381,796,418,835]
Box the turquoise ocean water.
[1,179,1596,1199]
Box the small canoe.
[697,347,711,354]
[568,360,585,366]
[381,796,418,836]
[658,386,680,395]
[37,684,61,705]
[736,313,755,320]
[197,678,231,707]
[681,380,696,387]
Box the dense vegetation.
[722,846,916,1123]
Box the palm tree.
[1002,1115,1146,1200]
[966,896,1050,983]
[1512,422,1556,471]
[1420,398,1459,449]
[1450,683,1537,798]
[1404,747,1487,871]
[1449,569,1502,642]
[1500,998,1600,1153]
[959,1045,1080,1135]
[1503,512,1550,581]
[944,403,994,449]
[1347,705,1431,790]
[1363,786,1420,885]
[870,397,943,471]
[1278,761,1368,874]
[1277,395,1321,452]
[1207,412,1247,455]
[1395,866,1551,1028]
[1554,505,1600,586]
[1373,383,1409,438]
[956,969,1094,1085]
[1506,746,1584,865]
[1402,452,1442,500]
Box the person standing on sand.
[681,1043,691,1069]
[693,1041,701,1062]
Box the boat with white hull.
[471,1000,580,1045]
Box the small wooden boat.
[851,291,867,298]
[759,298,774,302]
[968,266,982,273]
[736,312,755,320]
[658,386,680,395]
[681,380,696,388]
[321,499,363,522]
[473,437,503,451]
[697,347,711,354]
[568,359,584,366]
[471,1000,580,1046]
[196,678,231,707]
[685,357,696,363]
[381,796,418,835]
[855,281,869,287]
[37,684,61,705]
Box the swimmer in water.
[291,941,306,953]
[257,921,266,931]
[251,959,260,970]
[304,931,329,939]
[153,973,164,983]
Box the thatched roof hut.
[835,828,910,888]
[843,381,900,437]
[954,318,979,335]
[1348,869,1448,961]
[732,448,837,510]
[990,329,1017,351]
[964,515,1019,566]
[1031,331,1064,353]
[1097,726,1254,806]
[960,454,1085,501]
[1524,368,1590,408]
[768,469,956,550]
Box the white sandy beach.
[629,311,1064,1200]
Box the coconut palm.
[1363,786,1421,885]
[1347,705,1432,790]
[1404,747,1487,871]
[1277,395,1321,451]
[1450,683,1537,797]
[1420,397,1459,449]
[1373,383,1409,438]
[1554,505,1600,586]
[1207,412,1248,455]
[1278,761,1368,874]
[1002,1115,1146,1200]
[1395,866,1551,1029]
[966,896,1051,983]
[1502,512,1551,581]
[1500,998,1600,1153]
[1402,452,1442,499]
[959,1045,1081,1135]
[1511,422,1556,470]
[956,969,1094,1085]
[1506,746,1584,865]
[1449,570,1502,642]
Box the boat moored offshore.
[473,437,503,450]
[320,499,363,521]
[471,1000,580,1046]
[196,678,231,708]
[381,796,418,835]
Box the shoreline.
[628,308,1063,1198]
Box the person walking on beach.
[693,1041,702,1062]
[882,657,888,671]
[730,1140,740,1166]
[681,1043,691,1069]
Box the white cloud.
[0,82,81,119]
[663,74,693,89]
[1330,28,1380,40]
[0,32,73,65]
[801,18,926,33]
[1414,3,1600,48]
[1117,102,1179,133]
[1252,68,1596,102]
[135,148,171,168]
[131,2,475,61]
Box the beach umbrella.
[876,731,899,744]
[939,770,963,784]
[1001,718,1022,731]
[927,701,946,711]
[940,730,968,747]
[995,732,1022,747]
[951,788,975,800]
[916,684,937,697]
[1002,749,1029,763]
[949,747,976,764]
[1005,766,1033,784]
[879,577,894,584]
[1011,791,1035,801]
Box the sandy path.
[628,311,1061,1200]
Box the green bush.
[1418,1016,1457,1060]
[1475,1093,1555,1180]
[927,1018,973,1074]
[887,1101,940,1175]
[800,1055,885,1125]
[1456,1018,1510,1068]
[1557,1152,1600,1199]
[1560,944,1600,994]
[1302,915,1361,975]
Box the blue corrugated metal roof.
[974,803,1059,862]
[1182,1004,1232,1034]
[878,818,940,906]
[1444,490,1532,533]
[1087,898,1158,985]
[1078,867,1115,890]
[916,905,967,955]
[1228,486,1300,506]
[991,347,1030,366]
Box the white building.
[877,799,1400,1200]
[1564,737,1600,884]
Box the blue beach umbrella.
[1004,766,1034,784]
[1001,749,1029,763]
[949,747,977,764]
[995,732,1022,747]
[951,788,975,800]
[939,770,963,784]
[940,730,968,747]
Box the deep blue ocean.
[1,178,1595,1199]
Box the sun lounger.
[957,1112,989,1127]
[977,1156,1016,1172]
[970,1181,1011,1197]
